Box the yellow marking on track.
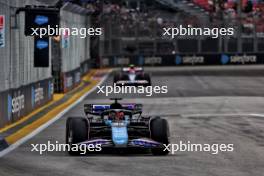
[0,95,63,134]
[5,80,99,144]
[0,69,105,135]
[53,94,64,101]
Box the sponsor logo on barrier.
[117,58,130,65]
[221,54,257,64]
[144,57,162,64]
[8,91,25,117]
[48,81,54,99]
[66,76,73,88]
[75,72,81,84]
[175,55,204,65]
[182,56,204,64]
[230,55,257,64]
[5,80,52,124]
[32,84,44,107]
[102,58,109,66]
[35,87,44,103]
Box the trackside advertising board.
[0,78,53,128]
[0,15,5,48]
[102,53,264,67]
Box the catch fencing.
[52,2,91,93]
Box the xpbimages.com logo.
[97,84,168,96]
[163,141,234,155]
[31,141,102,155]
[30,25,102,38]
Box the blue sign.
[138,56,144,66]
[175,55,182,65]
[113,56,118,66]
[34,15,49,25]
[221,54,230,65]
[36,40,48,50]
[48,81,52,99]
[7,94,12,121]
[31,86,35,107]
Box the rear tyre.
[66,117,88,155]
[150,118,170,155]
[113,74,119,84]
[144,73,151,86]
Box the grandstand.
[99,0,264,59]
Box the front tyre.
[150,118,170,155]
[66,117,89,155]
[144,73,151,86]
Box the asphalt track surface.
[1,66,264,176]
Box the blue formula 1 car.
[66,98,169,155]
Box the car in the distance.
[113,65,151,86]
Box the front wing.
[115,80,150,86]
[78,138,163,149]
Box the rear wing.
[122,67,143,72]
[84,103,142,115]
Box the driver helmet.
[116,111,125,120]
[129,64,135,70]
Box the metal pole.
[253,12,258,52]
[237,0,242,53]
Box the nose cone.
[112,126,128,146]
[129,74,136,81]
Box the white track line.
[147,113,264,118]
[249,113,264,118]
[0,72,110,158]
[180,113,264,118]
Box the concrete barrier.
[0,78,53,129]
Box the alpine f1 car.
[66,98,169,155]
[113,65,151,86]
